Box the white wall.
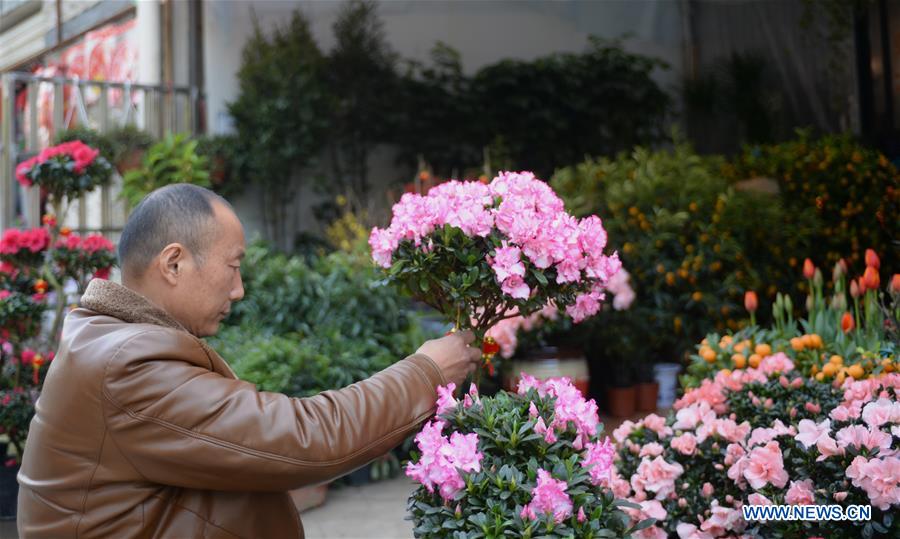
[202,0,685,245]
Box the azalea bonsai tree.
[407,377,653,538]
[369,171,621,379]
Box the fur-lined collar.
[81,279,187,332]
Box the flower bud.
[813,268,824,288]
[803,258,815,279]
[863,266,880,291]
[850,279,860,298]
[841,312,855,333]
[744,290,758,313]
[891,273,900,294]
[865,249,880,269]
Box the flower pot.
[288,483,328,514]
[635,382,659,412]
[115,149,145,175]
[0,462,19,520]
[607,386,637,417]
[653,362,681,409]
[505,347,589,396]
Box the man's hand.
[416,330,482,386]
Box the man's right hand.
[416,330,482,386]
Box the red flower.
[803,259,815,280]
[840,312,855,333]
[0,290,11,301]
[862,266,880,291]
[744,291,758,313]
[93,267,111,280]
[41,214,57,227]
[20,349,35,366]
[82,234,115,253]
[891,274,900,294]
[865,249,880,269]
[0,229,21,254]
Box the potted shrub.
[369,171,622,384]
[406,378,654,537]
[107,125,155,175]
[121,134,211,209]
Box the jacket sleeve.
[101,329,445,491]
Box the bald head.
[118,184,233,280]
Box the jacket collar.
[80,279,238,378]
[81,278,188,332]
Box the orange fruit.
[790,338,804,352]
[810,364,819,375]
[829,355,843,366]
[809,334,823,349]
[847,364,864,379]
[822,363,838,377]
[748,354,762,368]
[732,354,747,369]
[700,347,717,363]
[755,344,772,357]
[802,334,815,348]
[815,372,825,382]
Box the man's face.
[170,202,245,337]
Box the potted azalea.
[406,377,654,537]
[369,171,622,381]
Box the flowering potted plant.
[369,171,622,380]
[15,139,113,220]
[407,376,654,537]
[613,358,899,538]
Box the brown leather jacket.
[17,279,445,538]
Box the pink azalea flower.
[500,275,530,299]
[491,243,526,282]
[747,493,773,506]
[521,469,573,523]
[795,419,832,450]
[671,433,698,456]
[700,503,745,536]
[435,383,457,415]
[631,456,684,500]
[861,398,900,428]
[757,352,794,375]
[742,441,788,490]
[785,479,815,505]
[582,437,615,486]
[835,425,892,452]
[640,442,665,458]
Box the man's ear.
[157,243,186,286]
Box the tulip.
[891,274,900,294]
[865,249,880,269]
[850,279,860,298]
[813,268,824,288]
[863,266,880,291]
[841,312,855,333]
[744,291,758,313]
[803,258,815,279]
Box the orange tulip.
[803,258,815,280]
[863,266,880,291]
[891,274,900,294]
[841,312,855,333]
[744,291,758,313]
[865,249,880,269]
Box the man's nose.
[230,275,244,301]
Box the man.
[17,184,480,538]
